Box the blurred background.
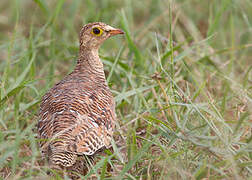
[0,0,251,179]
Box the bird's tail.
[50,151,77,167]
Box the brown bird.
[37,22,124,176]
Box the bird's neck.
[74,46,106,81]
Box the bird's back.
[38,71,116,167]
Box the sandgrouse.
[37,22,124,174]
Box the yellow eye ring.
[91,27,103,36]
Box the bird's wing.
[38,82,116,156]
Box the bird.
[37,22,124,177]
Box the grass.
[0,0,251,179]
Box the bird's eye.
[91,27,103,36]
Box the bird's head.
[79,22,124,49]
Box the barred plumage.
[37,22,124,177]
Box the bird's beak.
[108,29,124,36]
